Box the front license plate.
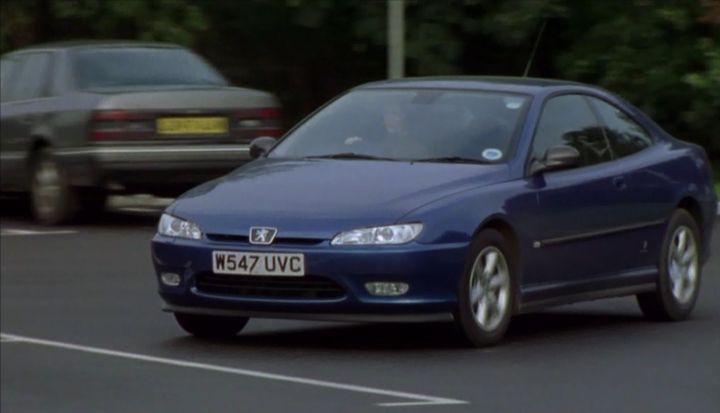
[212,251,305,276]
[157,117,229,135]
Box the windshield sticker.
[344,136,363,145]
[482,148,503,161]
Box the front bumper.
[151,235,468,322]
[55,144,250,191]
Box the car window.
[532,94,612,167]
[587,97,653,158]
[4,52,52,101]
[71,47,227,89]
[269,89,530,162]
[0,57,18,101]
[47,51,69,96]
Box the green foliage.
[55,0,207,44]
[683,38,720,157]
[1,0,207,50]
[553,1,719,156]
[713,158,720,195]
[0,0,35,52]
[478,0,567,44]
[351,1,466,74]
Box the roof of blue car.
[360,76,590,94]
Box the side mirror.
[249,136,277,159]
[531,145,580,175]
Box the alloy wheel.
[667,225,699,305]
[469,246,511,332]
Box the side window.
[48,51,68,96]
[588,97,653,158]
[532,95,612,167]
[0,57,18,102]
[4,52,52,101]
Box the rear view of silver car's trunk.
[0,41,282,224]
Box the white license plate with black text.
[212,251,305,276]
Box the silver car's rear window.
[70,47,227,89]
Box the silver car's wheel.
[33,159,61,217]
[456,229,516,347]
[469,246,511,332]
[31,149,76,225]
[637,209,702,321]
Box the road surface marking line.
[0,332,467,407]
[0,337,23,343]
[379,401,460,407]
[0,229,78,236]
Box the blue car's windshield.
[71,47,228,89]
[270,89,530,163]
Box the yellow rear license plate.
[156,117,229,135]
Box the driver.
[345,102,427,158]
[383,102,407,137]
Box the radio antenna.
[523,19,547,77]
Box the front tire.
[174,313,249,338]
[637,209,702,321]
[455,229,517,347]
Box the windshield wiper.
[413,156,492,164]
[306,153,397,161]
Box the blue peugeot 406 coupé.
[151,77,716,346]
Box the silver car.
[0,41,281,224]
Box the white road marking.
[0,336,23,343]
[0,229,78,237]
[0,332,468,407]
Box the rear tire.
[30,148,77,225]
[455,229,517,347]
[637,209,702,321]
[174,313,249,338]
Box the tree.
[0,0,207,52]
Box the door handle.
[613,176,627,190]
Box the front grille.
[195,273,345,299]
[205,234,324,246]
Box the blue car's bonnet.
[170,158,509,239]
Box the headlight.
[331,223,423,245]
[158,213,203,240]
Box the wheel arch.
[474,215,520,258]
[23,136,52,189]
[676,196,706,249]
[473,215,523,312]
[27,136,51,165]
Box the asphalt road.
[1,202,718,413]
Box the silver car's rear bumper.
[55,144,250,193]
[56,144,250,163]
